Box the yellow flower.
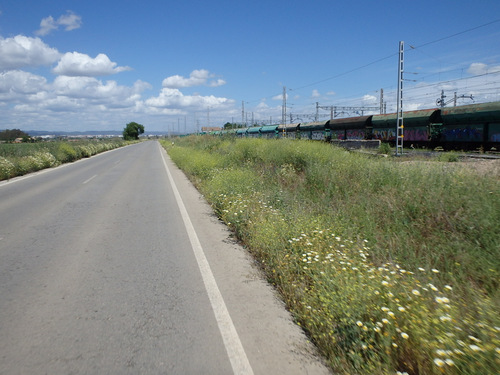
[401,332,409,339]
[412,289,420,296]
[356,321,363,327]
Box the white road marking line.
[83,174,98,184]
[158,143,254,375]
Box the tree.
[0,129,29,142]
[123,122,145,140]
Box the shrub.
[0,157,15,179]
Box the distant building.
[201,127,221,132]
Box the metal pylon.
[396,41,404,156]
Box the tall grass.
[161,136,499,374]
[0,139,129,180]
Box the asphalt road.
[0,141,330,375]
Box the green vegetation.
[0,139,129,180]
[0,129,30,142]
[123,121,145,140]
[161,136,500,375]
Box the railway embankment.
[162,136,499,375]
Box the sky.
[1,0,500,134]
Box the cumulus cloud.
[0,70,48,104]
[36,11,82,36]
[52,52,132,77]
[362,94,377,104]
[146,87,232,109]
[311,89,320,98]
[0,35,61,70]
[467,62,500,76]
[162,69,226,88]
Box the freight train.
[222,101,500,151]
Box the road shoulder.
[159,143,331,375]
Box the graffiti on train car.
[372,129,396,141]
[404,128,428,141]
[346,130,365,140]
[442,125,483,142]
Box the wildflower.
[381,307,390,312]
[469,345,482,351]
[356,321,363,327]
[445,359,454,366]
[445,285,453,290]
[468,335,481,343]
[432,268,440,273]
[401,332,409,339]
[382,319,390,324]
[382,281,389,286]
[412,289,420,296]
[436,349,446,356]
[434,358,445,367]
[440,315,452,322]
[418,267,425,272]
[387,311,395,318]
[398,306,405,312]
[392,342,398,348]
[428,283,438,291]
[435,296,450,304]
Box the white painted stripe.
[158,143,254,375]
[83,174,98,184]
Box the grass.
[161,136,499,374]
[0,139,130,180]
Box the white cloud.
[0,70,48,95]
[467,62,500,76]
[52,52,132,77]
[36,11,82,36]
[162,69,225,88]
[311,89,320,98]
[362,94,377,104]
[0,35,61,70]
[145,87,233,109]
[272,93,287,101]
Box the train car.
[438,101,500,150]
[260,125,280,139]
[297,121,328,140]
[326,115,371,140]
[371,108,439,147]
[236,128,248,138]
[247,126,262,138]
[277,123,300,139]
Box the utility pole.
[380,89,384,114]
[396,41,404,156]
[282,86,287,125]
[436,90,473,107]
[241,101,244,126]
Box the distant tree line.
[0,129,31,142]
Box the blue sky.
[1,0,500,133]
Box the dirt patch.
[456,157,500,177]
